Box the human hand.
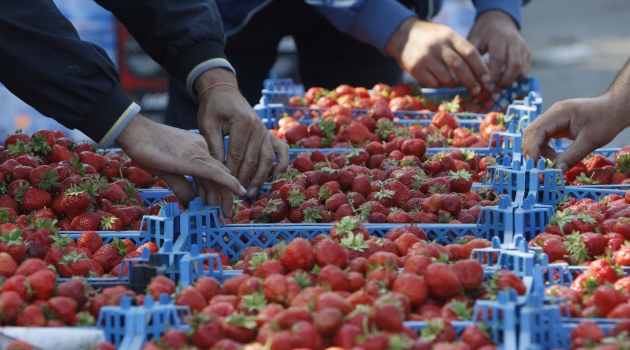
[468,10,531,92]
[522,94,628,172]
[115,114,245,216]
[195,68,289,198]
[386,17,491,96]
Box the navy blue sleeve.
[95,0,234,93]
[0,0,137,145]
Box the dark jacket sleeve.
[95,0,230,87]
[0,0,136,145]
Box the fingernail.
[487,83,496,92]
[239,185,247,195]
[481,74,491,83]
[247,187,259,198]
[471,86,481,96]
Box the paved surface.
[521,0,630,147]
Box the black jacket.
[0,0,228,145]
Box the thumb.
[555,134,592,173]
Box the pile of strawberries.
[0,251,165,328]
[286,83,493,113]
[273,96,508,150]
[230,140,501,224]
[529,192,630,266]
[0,225,159,279]
[143,223,526,350]
[561,147,630,185]
[0,129,181,232]
[568,320,630,349]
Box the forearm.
[95,0,234,95]
[0,0,138,147]
[306,0,416,54]
[606,58,630,121]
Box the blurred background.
[1,0,629,147]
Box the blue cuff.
[186,58,236,97]
[351,0,417,54]
[99,103,141,148]
[474,0,523,29]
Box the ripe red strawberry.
[279,238,315,272]
[77,151,106,173]
[0,290,23,323]
[333,203,355,221]
[293,155,314,173]
[175,286,207,313]
[341,121,371,145]
[92,239,128,272]
[100,216,124,231]
[69,212,102,231]
[77,230,103,254]
[326,192,349,213]
[387,211,412,224]
[400,138,427,158]
[56,251,91,278]
[15,304,46,327]
[262,199,289,222]
[126,166,153,188]
[62,185,92,219]
[26,268,57,300]
[461,324,495,349]
[440,193,462,216]
[424,262,462,300]
[285,123,309,145]
[47,296,78,324]
[449,170,473,193]
[103,182,129,204]
[0,229,27,263]
[0,251,18,277]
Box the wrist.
[602,91,630,129]
[194,68,238,97]
[476,10,518,29]
[115,114,148,150]
[386,17,417,59]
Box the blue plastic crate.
[97,294,190,350]
[476,194,553,245]
[260,77,540,113]
[404,290,518,349]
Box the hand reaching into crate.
[522,59,630,172]
[467,10,531,92]
[194,68,290,199]
[386,18,492,98]
[115,114,245,215]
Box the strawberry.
[26,268,57,300]
[15,304,46,327]
[293,155,314,173]
[461,324,495,349]
[47,296,78,324]
[0,229,27,263]
[0,251,18,277]
[126,166,153,188]
[424,262,462,300]
[400,138,427,158]
[56,250,91,278]
[103,182,129,204]
[0,290,23,324]
[279,238,315,272]
[69,212,102,231]
[448,170,473,193]
[62,185,92,219]
[175,286,207,313]
[285,123,309,144]
[92,239,128,272]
